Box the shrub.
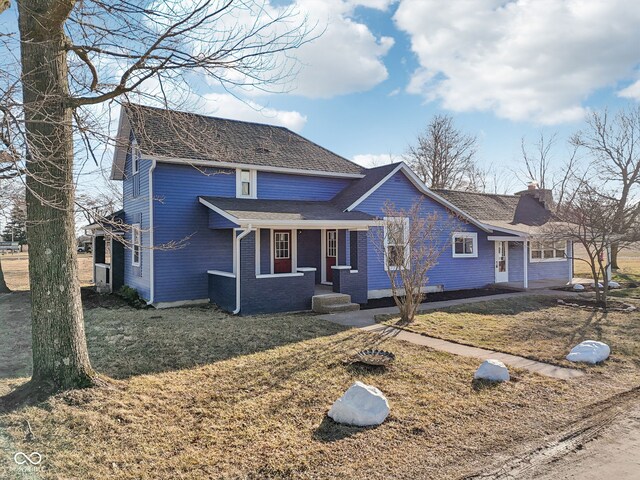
[116,285,148,309]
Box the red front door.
[326,230,337,282]
[274,230,292,273]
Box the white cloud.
[148,0,393,100]
[200,93,307,131]
[394,0,640,124]
[353,153,399,168]
[287,0,395,98]
[619,79,640,100]
[97,68,308,132]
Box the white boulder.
[473,359,510,382]
[573,284,585,291]
[566,340,610,364]
[328,381,389,426]
[608,281,621,289]
[591,282,604,289]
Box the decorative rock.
[573,284,585,291]
[328,381,390,426]
[566,340,610,364]
[608,281,621,289]
[591,282,604,289]
[473,359,510,382]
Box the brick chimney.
[515,181,555,210]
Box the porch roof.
[484,220,573,238]
[84,209,126,234]
[199,196,376,227]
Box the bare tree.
[551,182,640,307]
[520,132,557,189]
[570,106,640,269]
[0,147,22,294]
[405,114,482,191]
[0,0,311,400]
[517,131,584,206]
[373,200,448,323]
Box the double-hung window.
[530,241,566,261]
[132,139,140,175]
[384,217,409,271]
[452,232,477,258]
[131,224,141,267]
[236,169,257,198]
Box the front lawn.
[0,293,637,479]
[384,297,640,382]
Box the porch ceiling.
[199,196,376,227]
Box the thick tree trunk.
[0,256,10,293]
[17,0,96,390]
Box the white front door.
[495,241,509,283]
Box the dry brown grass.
[387,297,640,383]
[1,252,94,291]
[0,294,631,480]
[573,245,640,283]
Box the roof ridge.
[363,161,403,172]
[124,102,294,131]
[434,188,518,199]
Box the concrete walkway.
[318,291,585,380]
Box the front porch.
[199,195,376,314]
[488,234,573,291]
[207,228,370,315]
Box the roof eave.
[110,108,131,181]
[155,156,364,179]
[198,197,375,228]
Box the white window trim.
[236,168,257,199]
[132,139,140,175]
[131,223,141,267]
[383,217,410,271]
[530,240,567,263]
[452,232,478,258]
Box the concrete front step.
[312,293,352,308]
[314,302,360,314]
[312,293,360,313]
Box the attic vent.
[255,147,270,153]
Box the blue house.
[91,104,573,314]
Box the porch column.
[91,235,96,283]
[332,230,368,303]
[523,240,528,289]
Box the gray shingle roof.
[124,104,363,175]
[331,162,401,210]
[433,189,553,227]
[199,197,374,222]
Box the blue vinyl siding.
[153,163,236,303]
[257,171,352,200]
[208,210,239,229]
[355,170,495,292]
[508,240,572,283]
[122,141,152,300]
[529,240,572,281]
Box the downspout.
[148,159,157,304]
[233,225,253,315]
